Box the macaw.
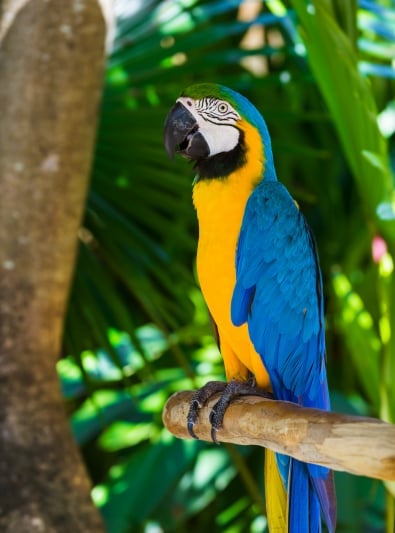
[164,83,336,532]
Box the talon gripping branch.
[164,83,336,533]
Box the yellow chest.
[192,119,263,323]
[191,119,270,387]
[193,176,251,325]
[193,174,270,386]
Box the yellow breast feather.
[192,119,270,387]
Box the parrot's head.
[164,83,275,180]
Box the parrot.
[164,83,336,532]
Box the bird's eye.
[217,102,228,114]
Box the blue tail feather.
[288,460,311,532]
[271,372,336,532]
[273,452,335,533]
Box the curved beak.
[164,102,209,160]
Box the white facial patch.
[177,96,241,157]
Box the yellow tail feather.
[265,449,287,532]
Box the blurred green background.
[58,1,395,531]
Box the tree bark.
[163,391,395,482]
[0,1,109,531]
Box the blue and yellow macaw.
[164,83,336,532]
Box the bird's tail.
[265,449,336,532]
[265,449,287,531]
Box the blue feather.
[231,179,336,531]
[288,460,310,532]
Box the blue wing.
[231,180,327,407]
[231,180,336,532]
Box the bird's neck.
[193,118,275,189]
[192,120,266,236]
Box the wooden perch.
[163,391,395,481]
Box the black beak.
[164,102,209,160]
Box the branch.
[163,391,395,481]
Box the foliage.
[60,0,395,531]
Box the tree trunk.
[0,1,109,531]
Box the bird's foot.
[187,380,227,439]
[187,378,273,443]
